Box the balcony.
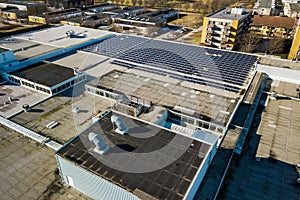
[221,38,229,43]
[208,23,214,28]
[207,28,213,33]
[204,40,212,45]
[206,35,212,40]
[224,25,231,30]
[221,44,227,49]
[223,31,230,36]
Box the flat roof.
[117,15,165,24]
[56,111,211,200]
[0,38,59,60]
[207,7,252,20]
[10,62,75,87]
[88,70,238,126]
[258,56,300,71]
[0,47,9,53]
[252,16,295,29]
[15,25,113,48]
[81,35,257,94]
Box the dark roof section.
[0,47,9,53]
[252,15,295,29]
[10,62,75,87]
[56,111,211,200]
[290,3,300,12]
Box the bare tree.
[192,2,201,13]
[265,38,285,55]
[120,0,125,5]
[148,0,156,8]
[210,0,219,12]
[138,0,143,6]
[236,31,261,53]
[184,2,190,12]
[132,0,137,6]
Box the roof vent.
[111,115,129,135]
[66,30,75,38]
[88,132,110,155]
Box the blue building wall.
[56,155,140,200]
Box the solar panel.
[82,36,258,93]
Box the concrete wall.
[184,143,216,200]
[257,64,300,84]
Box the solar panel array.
[111,60,241,93]
[81,35,258,93]
[81,35,150,57]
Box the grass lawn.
[171,14,203,28]
[181,31,202,45]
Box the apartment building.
[251,15,296,38]
[288,22,300,60]
[253,0,276,15]
[284,3,300,18]
[201,7,252,50]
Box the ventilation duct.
[88,132,110,155]
[111,115,129,135]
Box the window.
[182,116,188,123]
[187,118,194,124]
[217,127,223,133]
[198,121,203,127]
[203,123,209,129]
[209,125,216,131]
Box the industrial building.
[56,111,218,200]
[1,25,298,200]
[0,1,46,21]
[28,8,82,24]
[4,62,86,95]
[0,25,113,71]
[113,9,178,31]
[200,7,252,50]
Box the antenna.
[88,132,110,155]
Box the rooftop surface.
[15,25,113,48]
[82,35,257,94]
[252,15,296,29]
[0,125,91,200]
[56,111,211,200]
[290,3,300,12]
[206,7,252,20]
[256,94,300,164]
[11,62,75,87]
[0,38,59,61]
[10,87,114,144]
[0,84,48,118]
[257,0,273,8]
[88,70,238,125]
[258,56,300,71]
